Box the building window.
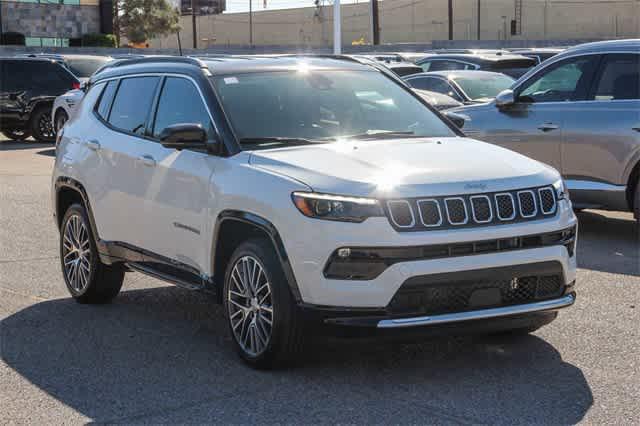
[25,37,70,47]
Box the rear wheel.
[2,128,30,141]
[223,238,305,368]
[60,204,124,304]
[30,106,55,143]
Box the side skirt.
[99,240,219,296]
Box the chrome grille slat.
[517,190,537,218]
[444,197,468,225]
[495,193,516,221]
[538,187,557,215]
[387,200,416,228]
[417,199,442,227]
[470,195,493,223]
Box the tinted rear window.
[66,57,113,78]
[108,77,159,135]
[0,60,76,92]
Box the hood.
[249,137,559,198]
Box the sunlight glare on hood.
[370,164,425,192]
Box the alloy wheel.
[62,214,92,293]
[227,255,274,356]
[39,114,55,140]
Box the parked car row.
[0,48,561,143]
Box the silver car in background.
[448,39,640,221]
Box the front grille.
[388,274,563,316]
[385,185,557,231]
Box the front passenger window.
[518,56,598,103]
[152,77,214,139]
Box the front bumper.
[284,199,577,307]
[376,293,574,328]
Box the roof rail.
[108,56,208,69]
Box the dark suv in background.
[0,57,80,142]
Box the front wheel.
[60,204,124,303]
[223,239,305,368]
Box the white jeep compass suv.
[52,56,577,368]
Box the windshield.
[453,74,515,101]
[212,69,455,149]
[66,57,113,78]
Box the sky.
[224,0,363,14]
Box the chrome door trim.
[377,294,575,328]
[565,180,626,192]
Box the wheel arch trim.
[54,177,107,256]
[212,210,302,303]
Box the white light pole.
[333,0,341,54]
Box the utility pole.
[249,0,253,46]
[448,0,453,40]
[477,0,480,40]
[191,0,197,48]
[333,0,341,54]
[370,0,380,45]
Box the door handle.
[137,155,156,167]
[86,140,101,151]
[538,123,559,132]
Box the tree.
[118,0,181,45]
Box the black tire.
[2,128,31,141]
[54,109,69,135]
[60,204,124,304]
[30,106,55,143]
[223,238,305,369]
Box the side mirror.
[159,123,217,153]
[495,89,515,107]
[444,111,468,129]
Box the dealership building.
[0,0,113,47]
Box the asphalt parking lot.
[1,138,638,424]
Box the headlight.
[553,179,569,200]
[292,192,384,222]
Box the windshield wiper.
[239,137,325,146]
[339,130,418,140]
